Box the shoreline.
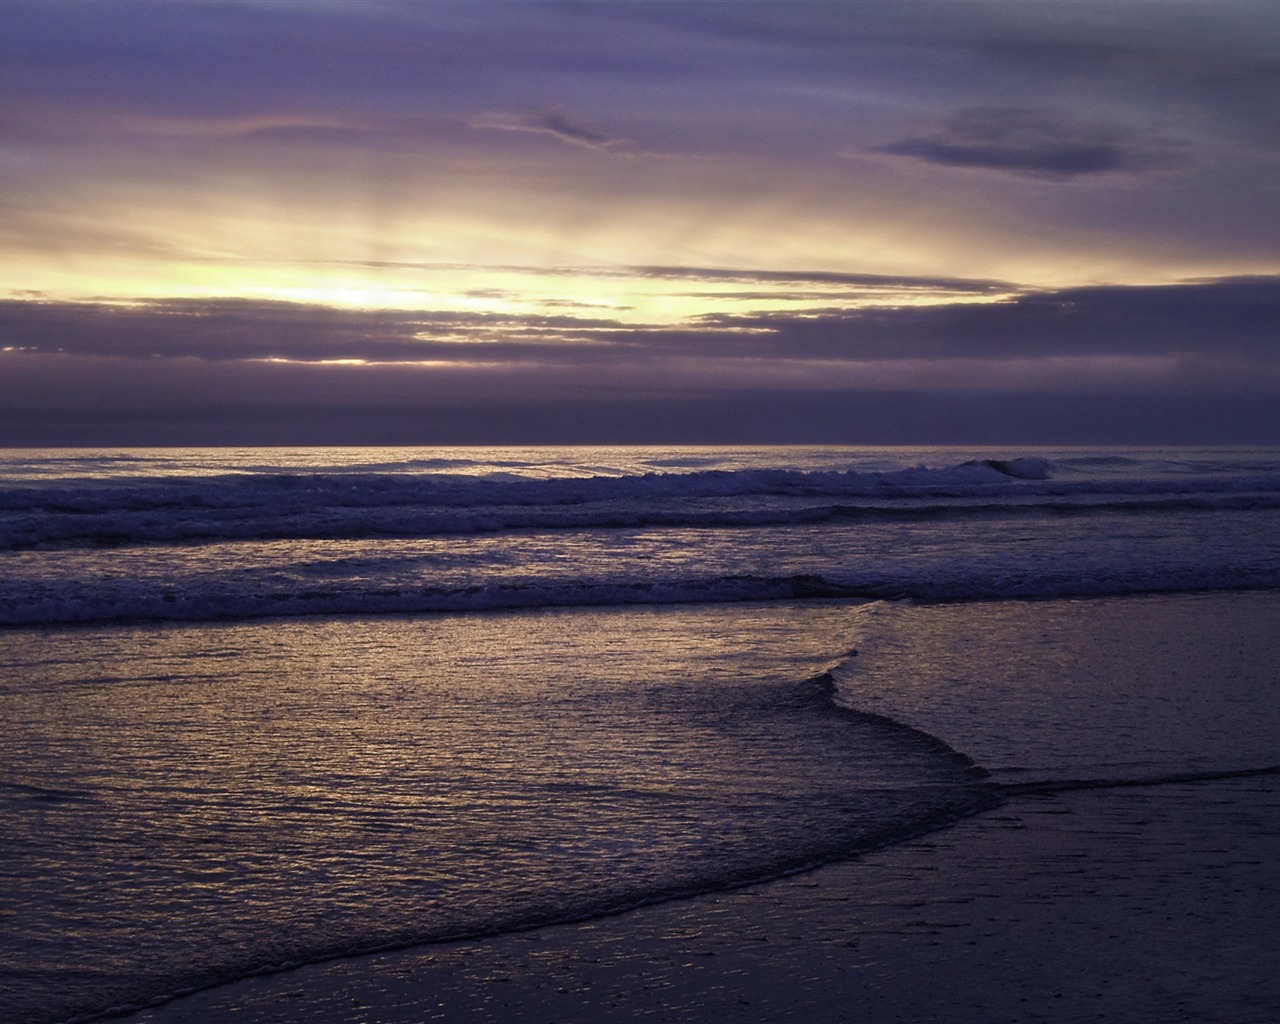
[122,771,1280,1024]
[16,591,1277,1024]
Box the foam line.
[999,763,1280,796]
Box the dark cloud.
[3,277,1276,373]
[625,266,1011,294]
[692,277,1280,362]
[873,107,1189,179]
[0,298,632,363]
[4,1,1274,158]
[974,29,1280,153]
[306,261,1012,296]
[3,275,1279,446]
[469,107,628,151]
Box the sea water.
[1,446,1278,1023]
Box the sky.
[2,0,1279,445]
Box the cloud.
[2,277,1276,384]
[3,276,1279,445]
[311,260,1014,297]
[872,107,1190,179]
[469,106,628,151]
[0,298,632,364]
[4,1,1277,291]
[624,265,1012,294]
[689,277,1280,367]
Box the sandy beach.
[123,769,1279,1024]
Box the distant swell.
[4,452,1279,628]
[9,493,1280,552]
[5,460,1280,551]
[5,573,1280,629]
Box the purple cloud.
[469,106,628,151]
[874,107,1189,179]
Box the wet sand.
[124,771,1279,1024]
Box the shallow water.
[0,601,994,1024]
[837,591,1280,783]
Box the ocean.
[2,445,1278,1023]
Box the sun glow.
[0,168,1045,325]
[1,251,1020,329]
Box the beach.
[121,590,1280,1024]
[124,771,1279,1023]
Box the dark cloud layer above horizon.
[3,384,1276,448]
[3,275,1278,445]
[3,276,1275,366]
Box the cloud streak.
[469,107,629,151]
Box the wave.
[967,457,1051,479]
[5,458,1280,551]
[5,451,1279,627]
[0,574,853,628]
[5,570,1279,630]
